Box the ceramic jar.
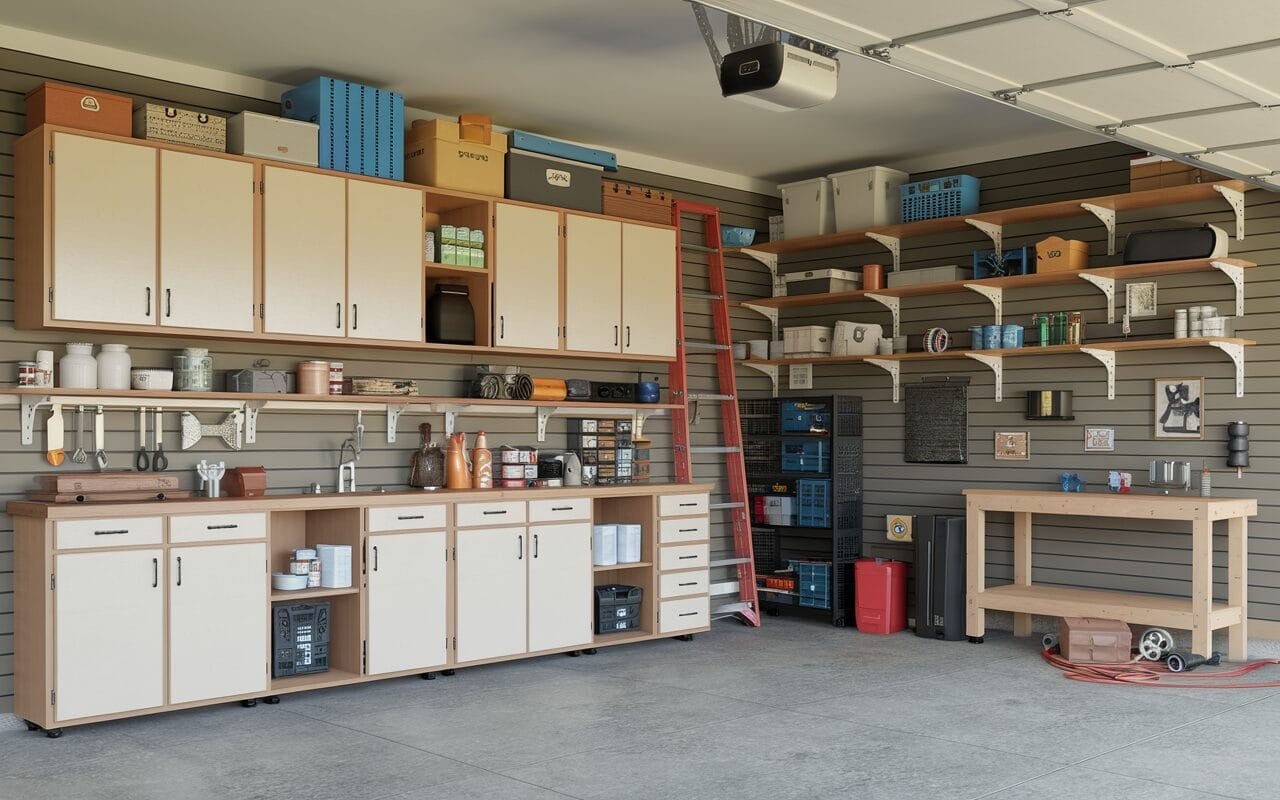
[173,347,213,392]
[296,361,330,395]
[97,343,132,390]
[59,343,97,389]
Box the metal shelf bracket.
[243,401,265,445]
[740,303,779,340]
[1212,184,1246,239]
[1080,202,1117,255]
[386,405,404,443]
[1078,272,1118,323]
[964,283,1004,324]
[440,406,463,437]
[1208,340,1246,397]
[1081,347,1117,400]
[20,393,49,445]
[964,353,1004,401]
[865,232,902,272]
[1210,259,1246,317]
[740,248,783,296]
[864,293,902,336]
[966,219,1002,253]
[742,363,779,397]
[865,358,902,403]
[536,407,554,442]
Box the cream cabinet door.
[493,203,560,350]
[51,133,157,325]
[169,543,267,705]
[527,523,593,652]
[455,527,527,662]
[622,223,677,358]
[347,180,424,342]
[54,549,164,721]
[367,531,448,674]
[564,215,621,353]
[262,166,346,336]
[159,150,256,331]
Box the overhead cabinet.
[262,166,348,337]
[346,180,425,342]
[493,203,561,350]
[622,222,677,358]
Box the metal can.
[17,361,37,387]
[289,559,311,576]
[35,350,54,387]
[1055,311,1069,345]
[1035,313,1050,347]
[1068,312,1084,345]
[329,362,344,395]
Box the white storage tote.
[832,321,884,356]
[828,166,909,230]
[778,177,834,239]
[592,524,618,566]
[616,524,642,563]
[783,325,833,358]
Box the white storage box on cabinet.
[831,321,883,356]
[778,177,834,239]
[226,111,319,166]
[784,325,833,358]
[829,166,908,230]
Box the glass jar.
[174,347,213,392]
[97,344,132,390]
[59,343,97,389]
[408,423,445,489]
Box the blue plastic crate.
[510,130,617,171]
[900,174,979,222]
[791,561,831,609]
[973,246,1032,279]
[780,401,831,433]
[782,439,829,473]
[796,479,831,527]
[282,77,404,180]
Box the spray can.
[1200,463,1211,497]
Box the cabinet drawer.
[368,505,447,532]
[659,493,709,517]
[660,595,710,633]
[56,517,163,550]
[659,516,709,544]
[659,542,709,572]
[169,512,266,543]
[455,500,526,527]
[528,497,591,523]
[660,570,709,599]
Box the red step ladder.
[669,199,759,627]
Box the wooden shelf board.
[593,561,652,572]
[977,583,1236,628]
[592,629,655,646]
[269,668,364,694]
[424,261,489,279]
[271,586,360,601]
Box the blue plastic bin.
[900,174,979,222]
[796,479,831,527]
[282,77,404,180]
[782,439,829,473]
[780,401,831,433]
[791,560,832,609]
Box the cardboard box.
[405,119,508,196]
[784,268,860,295]
[1035,236,1089,273]
[25,81,132,135]
[226,111,318,166]
[1130,155,1226,192]
[133,104,227,151]
[1059,617,1132,663]
[887,264,972,288]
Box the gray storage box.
[226,369,295,393]
[886,264,972,288]
[506,148,602,213]
[784,268,861,295]
[226,111,319,166]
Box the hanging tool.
[45,404,65,467]
[135,408,151,471]
[180,410,243,450]
[93,406,108,471]
[196,459,226,498]
[151,408,168,471]
[337,411,364,493]
[71,405,88,464]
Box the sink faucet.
[337,412,364,493]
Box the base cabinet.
[456,526,528,663]
[528,523,593,652]
[367,531,448,674]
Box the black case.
[914,515,966,641]
[591,381,636,402]
[506,150,602,213]
[1123,225,1223,264]
[426,284,475,344]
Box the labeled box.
[133,103,227,151]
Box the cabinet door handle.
[176,555,182,587]
[372,545,379,572]
[336,302,342,329]
[165,288,172,318]
[94,529,129,536]
[145,287,152,317]
[613,325,619,347]
[352,303,358,330]
[517,534,523,560]
[678,581,697,587]
[678,554,697,560]
[500,315,505,339]
[551,506,573,511]
[626,325,631,347]
[397,514,425,521]
[206,524,238,530]
[679,528,698,533]
[533,533,539,559]
[482,510,507,516]
[678,611,697,617]
[152,558,158,588]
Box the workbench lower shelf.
[976,584,1243,630]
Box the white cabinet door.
[159,150,256,331]
[493,203,560,350]
[367,531,448,674]
[54,549,164,721]
[347,180,424,342]
[51,133,156,325]
[622,223,678,358]
[455,527,527,662]
[169,543,267,705]
[527,523,593,652]
[262,166,346,336]
[564,214,621,353]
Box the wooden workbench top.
[963,489,1257,521]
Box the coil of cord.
[509,373,535,400]
[471,374,504,399]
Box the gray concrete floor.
[4,616,1280,800]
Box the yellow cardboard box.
[405,119,508,196]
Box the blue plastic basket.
[721,226,757,247]
[281,77,404,180]
[796,479,831,527]
[900,174,979,222]
[792,561,831,609]
[782,440,829,473]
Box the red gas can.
[854,558,907,634]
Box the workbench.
[963,489,1256,660]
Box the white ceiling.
[0,0,1101,185]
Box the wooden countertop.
[963,489,1257,521]
[7,482,715,519]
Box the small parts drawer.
[368,504,447,532]
[659,493,709,517]
[659,516,709,544]
[528,497,590,523]
[455,500,526,527]
[170,512,266,543]
[55,517,163,550]
[660,595,710,633]
[660,570,709,599]
[659,542,709,572]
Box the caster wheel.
[566,650,581,658]
[441,669,456,677]
[833,619,846,628]
[45,729,63,739]
[968,636,985,644]
[583,648,598,655]
[241,699,258,708]
[421,672,436,680]
[263,696,280,705]
[766,608,781,617]
[24,720,40,732]
[1138,628,1174,662]
[677,634,694,642]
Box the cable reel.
[1137,627,1175,661]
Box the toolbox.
[133,103,227,151]
[226,110,319,166]
[405,118,507,196]
[595,584,643,634]
[25,81,132,135]
[282,76,403,180]
[272,601,330,678]
[782,439,829,473]
[506,148,603,213]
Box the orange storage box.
[854,558,907,634]
[1035,236,1089,273]
[25,81,132,136]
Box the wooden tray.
[26,489,195,504]
[37,471,181,493]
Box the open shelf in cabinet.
[271,586,361,601]
[594,561,652,572]
[592,494,657,642]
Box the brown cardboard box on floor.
[1059,617,1132,662]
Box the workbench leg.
[966,501,986,641]
[1228,515,1248,661]
[1190,512,1214,658]
[1012,511,1033,637]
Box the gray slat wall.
[0,49,779,713]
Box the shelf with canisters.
[0,387,680,448]
[739,337,1255,403]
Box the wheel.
[240,699,258,708]
[45,729,63,739]
[1166,652,1188,673]
[676,634,694,642]
[421,672,436,680]
[263,696,280,705]
[441,669,456,676]
[1041,633,1059,651]
[583,648,598,655]
[24,720,39,732]
[1138,628,1175,661]
[968,636,985,644]
[566,650,581,658]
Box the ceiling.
[0,0,1100,184]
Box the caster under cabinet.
[566,650,582,658]
[421,672,436,680]
[968,636,985,644]
[240,699,257,708]
[676,634,694,642]
[263,696,280,705]
[583,648,598,655]
[441,669,456,676]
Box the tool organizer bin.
[782,439,830,473]
[900,174,979,222]
[272,601,330,678]
[793,561,832,609]
[594,584,643,634]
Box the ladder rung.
[709,502,745,510]
[688,392,735,402]
[682,341,730,351]
[680,242,719,253]
[710,557,753,568]
[712,602,752,617]
[690,446,741,454]
[682,290,724,301]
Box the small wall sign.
[1084,426,1115,452]
[994,431,1030,460]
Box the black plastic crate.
[752,527,780,571]
[273,601,330,678]
[739,398,780,436]
[597,617,642,634]
[596,602,641,623]
[595,584,643,634]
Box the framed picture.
[994,431,1030,460]
[1126,282,1158,318]
[1084,426,1115,452]
[1154,377,1204,439]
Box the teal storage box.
[281,77,403,180]
[510,130,617,171]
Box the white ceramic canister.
[35,350,54,387]
[97,344,132,390]
[1173,308,1188,339]
[1188,306,1203,337]
[59,343,97,389]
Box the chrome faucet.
[337,412,364,493]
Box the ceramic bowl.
[272,572,309,591]
[131,368,174,391]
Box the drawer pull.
[679,528,698,533]
[206,524,239,530]
[518,534,524,560]
[483,510,508,516]
[176,555,182,587]
[678,581,697,587]
[678,502,698,507]
[678,554,698,560]
[397,514,425,521]
[551,506,573,511]
[679,611,698,617]
[94,529,129,536]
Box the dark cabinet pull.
[152,558,158,588]
[613,325,619,347]
[176,556,182,587]
[500,315,505,339]
[679,611,697,617]
[533,533,539,559]
[551,506,573,512]
[678,581,697,587]
[679,528,698,533]
[94,529,129,536]
[517,534,524,560]
[626,325,631,347]
[483,510,507,515]
[678,501,697,507]
[397,514,425,520]
[206,524,238,530]
[336,302,342,328]
[353,303,358,330]
[145,287,152,317]
[165,288,172,318]
[678,554,697,560]
[372,545,379,572]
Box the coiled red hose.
[1042,647,1280,689]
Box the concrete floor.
[3,616,1279,800]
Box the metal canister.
[328,362,344,396]
[969,325,985,350]
[1035,313,1050,347]
[16,361,36,387]
[1055,311,1069,345]
[1067,312,1083,344]
[297,361,330,395]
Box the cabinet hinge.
[50,573,55,590]
[48,287,53,304]
[361,640,367,674]
[48,149,54,165]
[259,180,264,194]
[50,689,56,705]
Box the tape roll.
[528,378,567,401]
[509,373,535,401]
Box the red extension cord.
[1042,648,1280,689]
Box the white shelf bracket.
[536,406,555,442]
[1208,341,1246,397]
[441,407,462,437]
[865,358,902,403]
[1078,273,1118,323]
[386,405,404,443]
[243,401,264,445]
[740,248,783,296]
[742,363,780,397]
[1212,184,1246,239]
[864,293,902,336]
[865,232,902,272]
[1080,347,1117,400]
[1210,259,1246,317]
[740,303,780,340]
[20,394,50,446]
[964,284,1004,325]
[1080,202,1117,255]
[964,353,1005,401]
[965,219,1002,254]
[633,410,655,440]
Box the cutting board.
[37,471,182,493]
[26,489,195,504]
